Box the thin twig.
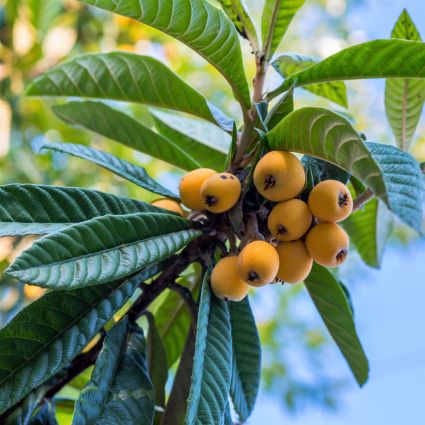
[352,189,374,211]
[168,281,198,321]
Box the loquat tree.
[0,1,424,424]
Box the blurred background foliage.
[0,0,424,419]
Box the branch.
[352,189,374,211]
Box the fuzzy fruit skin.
[305,222,349,267]
[237,241,280,287]
[276,240,313,283]
[308,179,353,222]
[151,198,185,216]
[179,168,216,211]
[253,150,306,202]
[200,172,241,213]
[211,256,250,301]
[267,199,312,241]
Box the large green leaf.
[185,270,232,425]
[217,0,259,49]
[78,0,251,110]
[0,264,161,415]
[150,109,229,172]
[343,198,393,268]
[0,184,157,236]
[53,101,200,171]
[267,107,423,231]
[229,297,261,422]
[42,142,178,199]
[385,10,425,151]
[265,84,294,130]
[72,319,154,425]
[272,53,348,107]
[367,142,423,232]
[27,52,233,130]
[304,264,369,386]
[155,274,200,367]
[145,312,168,413]
[6,213,201,289]
[261,0,305,59]
[269,39,425,98]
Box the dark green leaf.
[151,109,228,172]
[270,39,425,98]
[272,53,348,107]
[0,264,161,415]
[385,9,425,151]
[0,184,157,236]
[229,297,261,422]
[225,123,239,170]
[343,198,393,268]
[265,84,294,130]
[72,319,154,425]
[185,270,232,424]
[7,213,201,289]
[78,1,251,110]
[217,0,259,49]
[262,0,306,59]
[53,101,201,171]
[145,312,168,412]
[27,52,233,130]
[305,264,369,386]
[42,142,178,199]
[29,402,58,425]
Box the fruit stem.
[352,188,374,211]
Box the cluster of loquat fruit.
[151,150,353,302]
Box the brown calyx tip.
[338,192,350,208]
[263,174,276,191]
[247,271,260,282]
[205,195,218,207]
[336,249,348,263]
[277,224,288,236]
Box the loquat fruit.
[267,199,312,241]
[308,179,353,222]
[200,172,241,213]
[305,222,349,267]
[276,240,313,283]
[179,168,216,211]
[237,241,280,287]
[211,256,250,301]
[151,198,185,216]
[253,150,306,202]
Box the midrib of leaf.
[401,79,408,151]
[0,281,126,388]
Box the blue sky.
[249,0,425,423]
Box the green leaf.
[272,53,348,107]
[185,270,232,425]
[53,101,201,171]
[225,123,238,170]
[72,319,154,425]
[78,0,251,110]
[385,10,425,151]
[27,52,233,130]
[217,0,259,49]
[366,142,423,232]
[145,312,168,412]
[265,84,294,130]
[0,184,157,236]
[29,402,58,425]
[42,142,178,199]
[261,0,305,59]
[267,107,423,231]
[162,329,195,425]
[155,274,201,367]
[343,198,393,268]
[28,0,62,34]
[151,109,229,172]
[229,297,261,422]
[0,264,161,415]
[270,39,425,98]
[6,213,201,289]
[304,264,369,386]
